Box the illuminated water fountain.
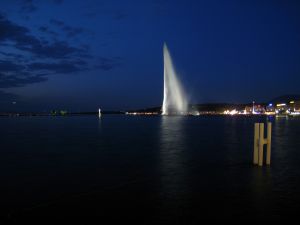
[162,43,188,115]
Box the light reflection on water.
[159,116,187,200]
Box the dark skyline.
[0,0,300,111]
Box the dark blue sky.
[0,0,300,111]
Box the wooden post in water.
[253,122,272,167]
[258,123,265,166]
[253,123,259,165]
[266,122,272,165]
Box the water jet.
[162,43,188,115]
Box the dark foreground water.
[1,115,300,224]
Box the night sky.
[0,0,300,111]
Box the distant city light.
[291,112,300,115]
[125,99,299,117]
[265,112,276,115]
[224,109,238,115]
[276,103,286,107]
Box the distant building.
[295,101,300,112]
[254,104,265,114]
[244,106,252,114]
[275,103,288,114]
[265,103,275,114]
[289,100,300,112]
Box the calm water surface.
[1,115,300,224]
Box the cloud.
[38,26,48,32]
[0,51,25,64]
[0,59,48,88]
[0,14,88,59]
[0,60,25,72]
[0,72,47,88]
[0,13,31,42]
[28,60,88,74]
[38,26,58,36]
[17,41,88,59]
[0,13,121,88]
[0,59,89,88]
[20,0,37,13]
[49,19,87,38]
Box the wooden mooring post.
[253,122,272,166]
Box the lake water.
[1,115,300,224]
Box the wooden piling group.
[253,122,272,166]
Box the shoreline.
[1,112,298,117]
